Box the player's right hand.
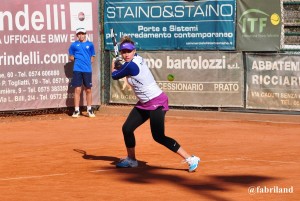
[114,56,123,70]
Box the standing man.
[69,27,96,118]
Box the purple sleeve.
[112,61,140,80]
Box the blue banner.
[104,0,236,50]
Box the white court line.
[0,170,114,181]
[202,158,298,164]
[167,115,300,125]
[1,158,297,181]
[239,158,298,164]
[0,173,68,181]
[89,169,113,173]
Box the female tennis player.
[111,36,200,172]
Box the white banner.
[246,53,300,111]
[110,51,244,107]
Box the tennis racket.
[110,28,119,58]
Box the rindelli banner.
[236,0,282,51]
[0,0,100,111]
[110,51,244,107]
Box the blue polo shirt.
[68,40,95,72]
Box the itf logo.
[239,9,281,34]
[69,2,93,31]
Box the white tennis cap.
[76,28,86,34]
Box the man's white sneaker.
[72,110,80,118]
[87,109,95,118]
[184,155,200,172]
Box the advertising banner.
[0,0,100,111]
[236,0,282,51]
[110,51,244,107]
[246,53,300,111]
[104,0,236,50]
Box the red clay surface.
[0,106,299,201]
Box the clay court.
[0,106,299,201]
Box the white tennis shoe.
[184,155,200,172]
[87,109,95,118]
[72,110,80,118]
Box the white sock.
[75,107,80,112]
